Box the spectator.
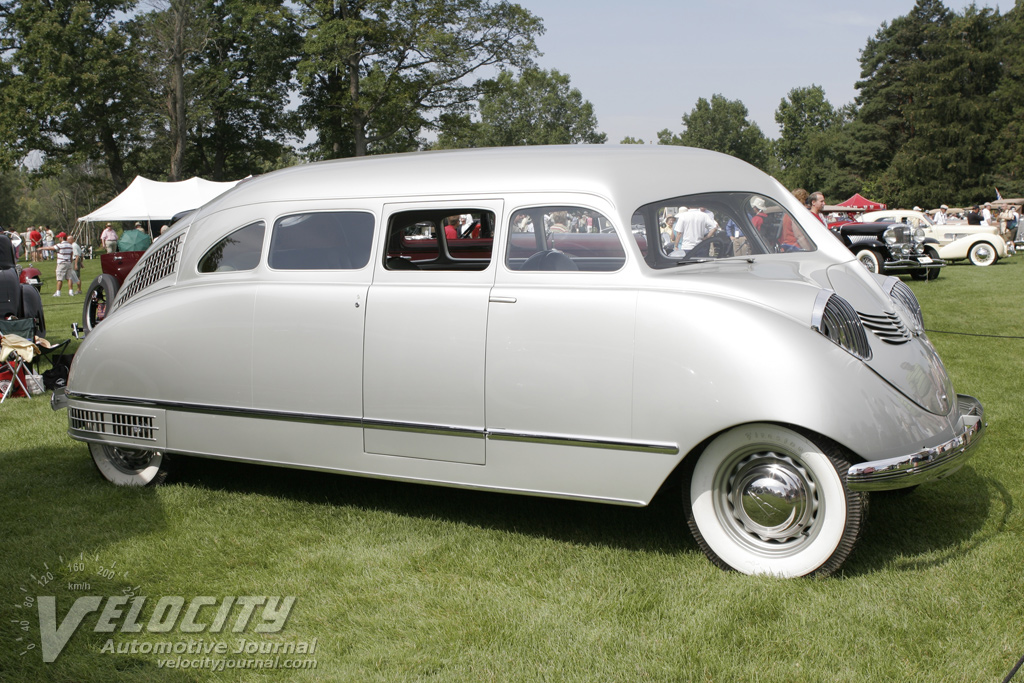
[966,206,982,225]
[43,232,75,296]
[935,205,949,225]
[671,207,719,255]
[70,235,83,295]
[981,203,995,226]
[100,223,118,253]
[28,226,42,261]
[9,230,22,260]
[42,227,54,260]
[808,192,827,226]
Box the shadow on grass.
[172,454,696,556]
[845,465,1008,574]
[172,453,1006,573]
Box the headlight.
[812,290,872,360]
[884,226,898,245]
[885,277,925,335]
[913,227,926,243]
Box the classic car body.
[828,220,944,279]
[861,209,1007,266]
[53,146,985,577]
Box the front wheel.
[910,247,941,280]
[686,424,867,577]
[855,248,883,274]
[968,242,997,267]
[89,443,175,486]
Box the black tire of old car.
[89,443,176,486]
[684,424,867,577]
[20,282,46,338]
[854,247,884,274]
[82,274,119,334]
[910,247,941,280]
[968,241,998,267]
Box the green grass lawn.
[2,255,1023,682]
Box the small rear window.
[269,212,375,270]
[198,221,265,273]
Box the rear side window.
[506,206,625,272]
[198,221,265,273]
[269,212,375,270]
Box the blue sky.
[512,0,1002,143]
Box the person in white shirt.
[671,207,719,255]
[981,203,994,226]
[935,205,949,225]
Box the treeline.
[1,0,1020,231]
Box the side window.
[198,221,265,273]
[632,192,817,269]
[269,212,374,270]
[506,206,625,272]
[384,209,494,271]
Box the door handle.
[489,296,517,304]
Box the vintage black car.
[829,220,944,280]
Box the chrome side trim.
[488,429,679,455]
[847,394,985,491]
[65,392,678,456]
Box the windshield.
[631,192,816,269]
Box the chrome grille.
[69,407,158,442]
[889,279,925,329]
[858,311,911,344]
[113,234,184,308]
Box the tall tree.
[433,68,606,148]
[658,94,770,170]
[294,0,543,158]
[186,0,301,180]
[0,0,152,192]
[774,85,839,189]
[992,0,1024,198]
[850,0,1002,206]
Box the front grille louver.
[70,407,157,441]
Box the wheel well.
[649,421,864,505]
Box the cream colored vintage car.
[53,146,985,577]
[862,209,1007,266]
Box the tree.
[433,68,606,148]
[774,85,839,187]
[184,0,301,180]
[992,0,1024,198]
[849,0,1002,207]
[0,0,153,192]
[294,0,543,158]
[658,94,770,170]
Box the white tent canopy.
[77,176,241,224]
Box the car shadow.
[173,455,1003,573]
[844,465,1005,575]
[173,455,696,555]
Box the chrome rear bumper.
[847,394,984,492]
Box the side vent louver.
[858,311,912,344]
[113,234,184,309]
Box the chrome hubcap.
[715,451,821,554]
[108,447,156,474]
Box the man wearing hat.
[935,205,949,225]
[100,223,118,253]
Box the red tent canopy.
[837,193,886,210]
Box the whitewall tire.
[686,424,866,577]
[968,242,997,267]
[855,248,883,274]
[90,443,174,486]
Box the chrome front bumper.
[847,394,985,491]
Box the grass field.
[1,253,1022,682]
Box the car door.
[361,200,500,465]
[485,200,639,459]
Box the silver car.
[53,146,985,577]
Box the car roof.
[199,145,786,219]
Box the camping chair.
[0,317,36,402]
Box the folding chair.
[0,317,37,402]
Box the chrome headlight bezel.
[884,277,925,335]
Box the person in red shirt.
[808,192,827,225]
[28,227,42,260]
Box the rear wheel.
[89,443,175,486]
[685,424,867,577]
[855,248,883,274]
[82,274,119,334]
[968,242,997,267]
